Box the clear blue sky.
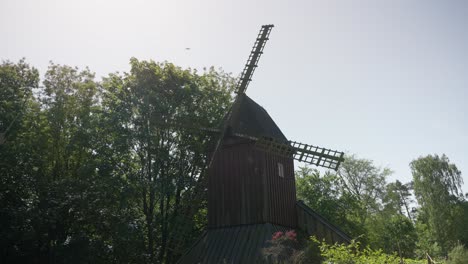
[1,0,467,192]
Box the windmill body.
[208,93,297,228]
[178,25,350,264]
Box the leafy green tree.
[367,213,417,259]
[448,244,468,264]
[337,155,392,231]
[332,155,417,255]
[1,58,234,263]
[100,59,234,263]
[0,59,40,263]
[452,200,468,247]
[0,58,39,144]
[364,181,417,257]
[411,154,464,254]
[383,180,414,220]
[295,166,359,236]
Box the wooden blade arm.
[236,24,274,95]
[255,136,345,170]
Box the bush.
[317,238,398,264]
[263,232,431,263]
[313,236,428,264]
[448,244,468,264]
[293,236,322,264]
[262,230,300,263]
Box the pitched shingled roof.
[227,94,287,142]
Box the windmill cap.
[227,94,287,142]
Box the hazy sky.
[1,0,467,192]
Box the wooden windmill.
[178,25,350,264]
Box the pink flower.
[272,231,284,240]
[285,230,297,241]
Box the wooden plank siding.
[208,140,297,228]
[208,141,264,227]
[264,149,297,228]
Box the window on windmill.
[278,162,284,178]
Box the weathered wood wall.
[263,148,297,227]
[208,140,297,228]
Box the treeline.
[296,154,468,261]
[0,59,234,263]
[2,59,467,264]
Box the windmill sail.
[236,25,274,95]
[255,136,345,170]
[208,25,274,167]
[152,118,221,134]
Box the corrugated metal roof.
[178,203,353,264]
[177,223,289,264]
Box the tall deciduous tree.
[411,154,463,254]
[101,59,234,263]
[337,155,392,227]
[295,166,359,236]
[0,59,40,263]
[383,180,414,220]
[1,58,235,263]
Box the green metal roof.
[177,202,352,264]
[177,223,289,264]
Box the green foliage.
[367,214,418,258]
[108,59,234,263]
[0,58,41,263]
[294,236,322,264]
[317,237,398,264]
[2,58,467,263]
[452,200,468,246]
[383,180,414,220]
[337,155,392,227]
[313,236,425,264]
[296,158,419,259]
[295,167,358,236]
[411,154,464,254]
[262,230,301,263]
[447,244,468,264]
[0,59,235,263]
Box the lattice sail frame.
[208,25,274,167]
[255,136,345,170]
[236,25,274,95]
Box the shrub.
[263,230,301,263]
[313,236,427,264]
[263,232,430,263]
[293,236,322,264]
[448,244,468,264]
